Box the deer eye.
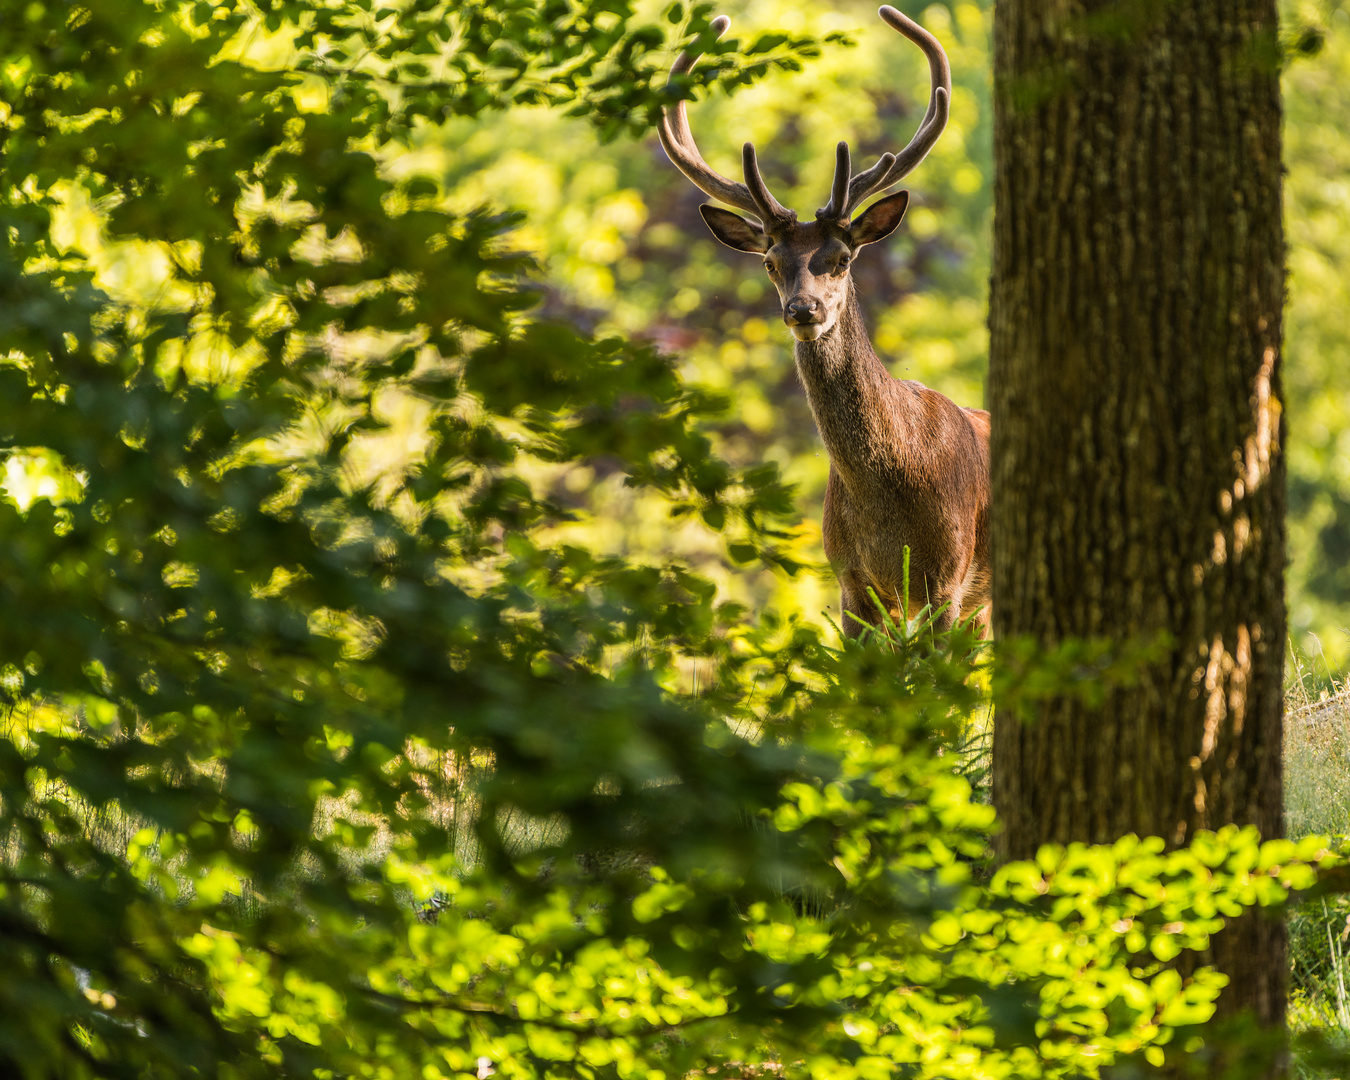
[836,254,851,272]
[764,261,778,277]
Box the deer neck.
[793,286,901,482]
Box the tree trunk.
[988,0,1287,1026]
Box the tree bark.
[988,0,1287,1025]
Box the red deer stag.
[658,6,991,637]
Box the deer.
[658,5,991,639]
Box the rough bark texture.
[988,0,1287,1024]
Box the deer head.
[658,6,950,342]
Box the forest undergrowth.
[1286,649,1350,1072]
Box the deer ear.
[699,205,771,254]
[850,190,910,247]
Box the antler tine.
[742,143,794,224]
[658,15,793,223]
[819,149,897,223]
[843,6,952,208]
[817,141,853,221]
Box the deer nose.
[785,298,822,325]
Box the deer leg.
[931,586,995,638]
[839,571,884,639]
[966,603,992,639]
[932,584,962,632]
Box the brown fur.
[806,289,990,637]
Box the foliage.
[405,0,993,627]
[407,0,1350,666]
[1284,683,1350,1063]
[0,2,1348,1079]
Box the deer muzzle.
[785,298,826,341]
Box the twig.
[360,986,731,1038]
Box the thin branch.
[360,985,732,1038]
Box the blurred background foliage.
[33,0,998,634]
[322,0,1346,670]
[1284,0,1350,677]
[25,0,1347,666]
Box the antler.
[816,5,951,223]
[658,16,796,226]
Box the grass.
[1285,652,1350,1077]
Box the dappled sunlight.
[1,448,85,512]
[48,181,199,313]
[0,2,1348,1076]
[344,387,436,502]
[213,7,302,70]
[1246,346,1278,495]
[155,329,269,388]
